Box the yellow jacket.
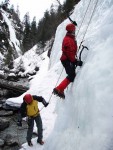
[20,95,48,118]
[27,99,39,117]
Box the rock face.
[0,114,23,150]
[0,78,29,94]
[0,134,19,150]
[0,118,10,131]
[0,139,4,147]
[4,134,19,146]
[0,110,13,117]
[0,95,31,150]
[0,101,28,149]
[0,2,23,69]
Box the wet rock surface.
[0,76,37,149]
[0,110,13,116]
[0,118,10,131]
[0,114,28,149]
[0,78,28,149]
[0,104,37,149]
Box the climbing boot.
[53,77,70,99]
[37,140,44,145]
[53,88,65,99]
[28,141,33,146]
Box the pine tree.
[22,12,31,52]
[63,0,75,15]
[30,17,37,47]
[37,10,50,44]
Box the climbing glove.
[70,62,76,68]
[71,60,83,68]
[17,120,22,127]
[44,102,49,107]
[42,98,49,107]
[76,60,83,67]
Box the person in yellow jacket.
[17,94,49,146]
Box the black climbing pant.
[61,60,76,82]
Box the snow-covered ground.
[6,0,113,150]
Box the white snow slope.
[45,0,113,150]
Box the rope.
[77,0,99,55]
[39,67,64,112]
[76,0,93,54]
[49,67,64,103]
[81,0,99,42]
[76,0,92,37]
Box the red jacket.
[60,33,77,62]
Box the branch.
[56,0,62,6]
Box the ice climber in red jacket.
[53,23,83,99]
